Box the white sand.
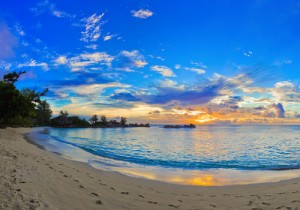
[0,128,299,210]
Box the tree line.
[50,112,143,128]
[0,71,150,128]
[0,71,52,128]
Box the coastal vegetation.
[0,71,52,128]
[0,71,149,128]
[50,112,150,128]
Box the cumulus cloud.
[81,13,105,43]
[131,9,153,19]
[273,81,300,103]
[115,50,148,71]
[53,55,67,65]
[270,103,285,118]
[0,24,17,59]
[151,65,175,77]
[18,59,49,71]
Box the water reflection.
[29,127,300,186]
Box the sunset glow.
[1,1,300,124]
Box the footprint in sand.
[210,204,216,208]
[73,179,79,182]
[91,192,98,197]
[79,185,85,189]
[96,199,102,205]
[121,192,129,195]
[262,202,270,206]
[148,201,157,204]
[247,201,253,206]
[168,204,179,208]
[138,195,144,198]
[110,187,115,191]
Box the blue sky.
[1,0,300,124]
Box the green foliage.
[89,114,98,126]
[120,117,127,126]
[0,71,50,128]
[100,115,107,126]
[68,116,90,127]
[35,100,52,126]
[50,111,90,127]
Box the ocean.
[29,125,300,186]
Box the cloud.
[110,92,140,102]
[243,50,253,57]
[274,59,293,66]
[153,79,185,90]
[52,10,75,19]
[47,71,130,101]
[103,33,117,41]
[81,13,105,43]
[151,65,175,77]
[270,103,285,118]
[191,61,207,68]
[0,24,17,59]
[14,24,25,36]
[184,67,206,74]
[54,52,114,71]
[131,9,153,19]
[110,73,254,106]
[0,61,12,71]
[115,50,148,71]
[210,95,243,109]
[174,64,181,69]
[31,0,75,19]
[273,81,300,103]
[53,55,67,65]
[18,59,49,71]
[148,110,160,114]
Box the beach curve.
[1,127,300,210]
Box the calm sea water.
[40,125,300,170]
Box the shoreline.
[1,128,300,209]
[28,127,300,187]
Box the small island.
[163,124,196,128]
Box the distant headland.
[50,111,150,128]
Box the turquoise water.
[41,125,300,170]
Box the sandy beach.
[0,128,299,210]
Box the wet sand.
[1,128,299,210]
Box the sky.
[1,0,300,124]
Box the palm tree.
[120,117,127,126]
[89,114,98,126]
